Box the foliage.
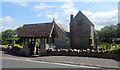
[2,29,16,44]
[96,23,120,51]
[6,37,20,41]
[1,26,22,45]
[110,48,120,53]
[117,23,120,38]
[0,44,23,48]
[112,39,120,42]
[96,25,118,43]
[14,44,23,48]
[0,45,8,47]
[98,43,120,51]
[15,26,23,34]
[98,43,111,50]
[0,33,2,44]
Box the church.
[70,11,96,50]
[18,11,96,56]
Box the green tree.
[15,26,23,34]
[2,29,16,44]
[1,26,23,45]
[96,25,117,43]
[0,33,2,44]
[117,23,120,38]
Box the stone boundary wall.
[2,47,120,61]
[46,49,120,60]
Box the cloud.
[3,0,118,2]
[82,10,118,30]
[61,2,74,8]
[16,2,28,7]
[0,26,15,32]
[37,14,41,17]
[61,2,78,15]
[0,16,15,24]
[11,2,28,7]
[46,12,59,19]
[0,25,22,32]
[60,2,118,30]
[34,3,55,10]
[60,2,78,23]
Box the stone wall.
[46,49,120,60]
[70,11,95,50]
[20,44,30,56]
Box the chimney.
[70,14,73,23]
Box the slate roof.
[56,23,70,37]
[73,11,94,26]
[57,23,70,32]
[18,22,55,38]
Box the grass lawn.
[14,44,23,48]
[0,45,8,47]
[0,44,23,48]
[98,43,120,51]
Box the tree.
[96,25,117,43]
[0,33,2,44]
[117,23,120,38]
[2,29,16,44]
[15,26,23,34]
[1,26,23,45]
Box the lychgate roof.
[18,22,56,38]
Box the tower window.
[77,20,83,30]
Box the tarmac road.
[2,58,99,68]
[1,51,119,70]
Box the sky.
[0,1,118,32]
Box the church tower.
[70,11,96,50]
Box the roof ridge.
[18,22,55,38]
[24,22,52,26]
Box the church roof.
[74,11,94,26]
[56,23,70,37]
[56,23,70,32]
[18,22,55,38]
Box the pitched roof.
[74,11,94,26]
[56,23,70,37]
[18,22,55,38]
[56,23,69,32]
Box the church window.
[77,20,83,30]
